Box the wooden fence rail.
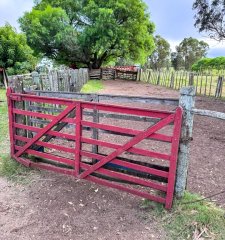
[139,69,225,98]
[8,68,89,92]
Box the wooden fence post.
[14,76,27,146]
[92,94,99,163]
[189,73,194,86]
[215,76,224,98]
[157,71,161,85]
[170,72,175,88]
[175,86,196,198]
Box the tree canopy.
[171,37,209,70]
[0,24,37,75]
[147,35,170,70]
[192,56,225,71]
[19,0,155,69]
[193,0,225,41]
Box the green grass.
[0,155,32,183]
[142,192,225,240]
[0,88,9,155]
[0,88,32,182]
[80,80,103,93]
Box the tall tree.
[171,52,184,70]
[19,0,155,69]
[0,24,36,84]
[193,0,225,41]
[148,35,170,70]
[172,37,209,70]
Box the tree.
[171,52,184,70]
[192,56,225,71]
[147,35,170,70]
[171,37,209,70]
[19,0,155,69]
[193,0,225,41]
[0,24,37,85]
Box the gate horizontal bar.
[81,103,171,118]
[13,108,74,124]
[81,120,172,142]
[14,123,76,141]
[81,137,171,160]
[81,150,169,178]
[85,175,166,204]
[14,135,75,153]
[15,146,74,167]
[81,162,167,192]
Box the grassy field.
[80,80,103,93]
[0,88,9,155]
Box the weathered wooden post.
[170,72,175,88]
[189,72,194,86]
[215,76,224,98]
[157,71,161,85]
[92,94,99,163]
[8,76,27,147]
[175,86,196,198]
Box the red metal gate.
[7,87,182,209]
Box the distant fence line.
[89,67,138,81]
[139,69,224,98]
[8,68,89,92]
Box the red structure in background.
[7,87,182,209]
[105,65,138,72]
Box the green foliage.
[192,56,225,71]
[147,35,170,70]
[80,80,103,93]
[0,24,37,75]
[171,37,209,70]
[193,0,225,41]
[19,0,155,69]
[147,192,225,239]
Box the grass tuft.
[143,192,225,239]
[0,155,32,183]
[80,80,103,93]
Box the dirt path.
[100,80,225,207]
[0,172,166,240]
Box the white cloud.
[0,0,33,31]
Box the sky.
[0,0,225,57]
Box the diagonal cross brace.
[15,104,76,158]
[79,114,175,179]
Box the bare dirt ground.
[100,80,225,208]
[1,80,224,240]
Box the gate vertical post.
[92,95,99,163]
[75,102,82,177]
[175,86,196,198]
[14,76,27,146]
[6,87,15,157]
